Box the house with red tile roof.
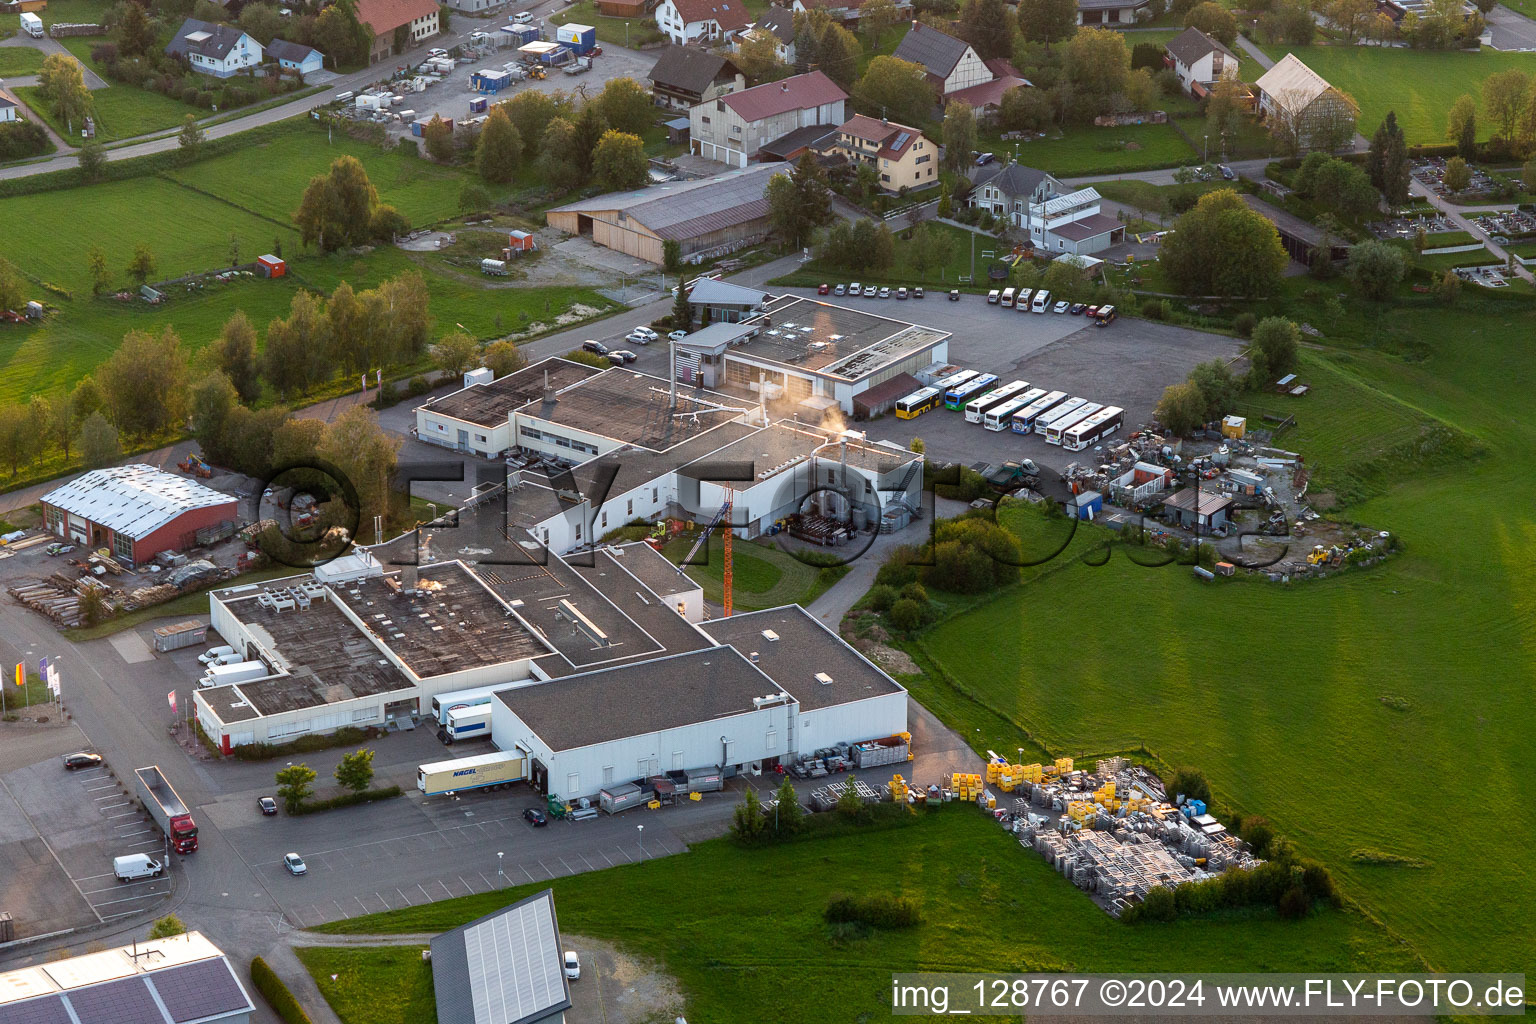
[356,0,440,64]
[689,70,847,167]
[831,114,937,192]
[655,0,751,45]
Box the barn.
[41,465,240,566]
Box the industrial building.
[414,357,603,457]
[0,931,254,1024]
[40,464,240,566]
[546,163,779,264]
[430,890,571,1024]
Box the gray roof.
[0,97,15,110]
[549,163,780,242]
[1076,0,1151,9]
[496,647,777,750]
[970,160,1055,199]
[430,890,571,1024]
[700,605,905,711]
[265,38,322,62]
[420,356,602,428]
[1164,26,1235,67]
[686,277,768,307]
[891,22,972,78]
[756,5,794,43]
[0,954,253,1024]
[647,44,739,94]
[41,464,236,541]
[164,18,250,60]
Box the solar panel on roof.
[0,996,73,1024]
[893,131,911,148]
[149,957,250,1022]
[67,977,163,1024]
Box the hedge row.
[249,957,313,1024]
[290,785,402,815]
[230,725,383,761]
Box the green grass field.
[664,532,848,610]
[979,121,1199,177]
[0,47,45,76]
[311,811,1418,1022]
[295,947,437,1024]
[904,294,1536,979]
[1255,43,1536,143]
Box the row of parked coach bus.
[894,371,1123,452]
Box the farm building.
[40,464,240,567]
[265,38,325,76]
[689,70,847,167]
[508,229,536,252]
[0,932,254,1024]
[164,18,263,77]
[891,22,990,96]
[1161,486,1233,534]
[356,0,440,64]
[431,891,571,1024]
[1254,54,1356,153]
[546,162,779,264]
[1242,194,1348,265]
[256,254,286,277]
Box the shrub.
[229,726,379,761]
[888,597,924,633]
[865,584,898,612]
[731,786,767,841]
[249,957,313,1024]
[873,546,922,587]
[288,785,402,815]
[147,914,186,939]
[899,581,928,604]
[1140,885,1178,922]
[0,120,51,161]
[824,892,922,929]
[792,549,844,568]
[408,375,430,396]
[1141,297,1164,319]
[1165,767,1212,806]
[1277,885,1311,919]
[1233,311,1256,337]
[1240,815,1275,858]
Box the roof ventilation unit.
[761,629,779,642]
[814,672,833,686]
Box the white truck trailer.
[417,751,526,796]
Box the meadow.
[310,811,1418,1023]
[1254,43,1536,142]
[907,294,1536,978]
[978,121,1199,177]
[0,47,44,76]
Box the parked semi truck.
[134,766,198,853]
[417,751,526,796]
[441,705,492,744]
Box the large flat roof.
[732,296,949,382]
[517,368,751,452]
[686,421,919,482]
[548,163,780,242]
[701,605,906,711]
[567,419,760,500]
[419,357,602,428]
[496,647,781,751]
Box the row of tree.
[1154,319,1299,435]
[1445,68,1536,158]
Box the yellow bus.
[894,386,941,419]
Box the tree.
[815,24,862,89]
[38,53,92,130]
[215,311,261,403]
[422,113,454,161]
[1327,0,1376,41]
[177,114,205,162]
[1204,68,1247,157]
[80,412,120,468]
[772,777,804,834]
[1483,69,1528,144]
[538,117,583,189]
[852,56,935,126]
[669,281,693,333]
[957,0,1015,59]
[147,915,186,940]
[941,101,976,174]
[1018,0,1076,45]
[861,0,901,43]
[189,372,239,463]
[432,330,481,377]
[77,142,105,181]
[334,748,375,792]
[1187,359,1237,420]
[1183,1,1237,44]
[1260,0,1315,44]
[1524,156,1536,192]
[0,404,34,477]
[313,0,370,66]
[275,763,317,813]
[1346,240,1406,300]
[118,0,157,56]
[1379,111,1409,205]
[72,375,104,426]
[731,786,767,841]
[0,257,23,315]
[1124,66,1158,113]
[1446,93,1477,160]
[1155,380,1205,435]
[264,290,333,398]
[1442,155,1471,192]
[482,339,526,378]
[663,239,682,272]
[595,76,653,138]
[836,773,865,817]
[591,129,648,191]
[1433,268,1461,304]
[99,325,189,437]
[46,391,75,462]
[476,105,522,184]
[1160,189,1287,297]
[502,90,566,159]
[294,156,381,252]
[316,405,400,530]
[459,181,491,214]
[84,246,110,296]
[736,30,787,80]
[937,180,953,218]
[572,103,610,181]
[765,152,833,249]
[1063,26,1129,101]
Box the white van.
[1015,289,1032,311]
[198,645,235,666]
[114,854,163,882]
[1000,287,1016,308]
[986,289,1000,304]
[20,12,44,37]
[1032,289,1051,313]
[514,10,534,21]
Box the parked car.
[667,329,688,342]
[975,152,994,166]
[913,287,924,299]
[1053,300,1070,313]
[427,47,449,58]
[848,283,861,296]
[63,752,102,770]
[949,289,960,300]
[283,852,307,875]
[1219,164,1236,180]
[563,951,581,981]
[606,350,638,365]
[198,645,235,666]
[817,283,830,294]
[1069,303,1087,315]
[878,286,890,298]
[630,326,658,342]
[523,808,548,827]
[258,797,278,816]
[987,289,1000,304]
[113,854,162,882]
[1085,305,1100,318]
[45,543,75,556]
[581,340,609,356]
[896,287,908,299]
[834,283,846,295]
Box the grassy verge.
[296,947,435,1024]
[0,47,45,76]
[977,121,1199,178]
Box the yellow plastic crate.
[1054,757,1074,774]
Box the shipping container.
[429,683,514,724]
[417,751,526,796]
[684,766,723,792]
[599,782,652,814]
[153,620,208,652]
[198,660,268,688]
[555,22,596,53]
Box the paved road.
[1410,174,1536,283]
[1486,3,1536,49]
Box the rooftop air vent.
[750,651,760,663]
[814,672,833,685]
[761,629,779,642]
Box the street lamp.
[1203,135,1209,163]
[637,824,644,859]
[497,851,504,887]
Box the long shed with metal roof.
[40,464,240,566]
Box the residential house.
[946,57,1031,115]
[654,0,751,46]
[0,95,16,124]
[648,45,744,111]
[356,0,440,64]
[890,22,991,97]
[739,5,796,64]
[689,69,847,167]
[1163,26,1237,98]
[266,38,325,76]
[831,114,937,192]
[1254,53,1355,152]
[791,0,912,25]
[164,18,263,78]
[1075,0,1151,24]
[968,161,1123,254]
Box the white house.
[968,162,1123,254]
[0,96,16,124]
[689,69,847,167]
[1163,26,1237,98]
[1075,0,1152,24]
[890,22,991,96]
[654,0,751,45]
[739,5,795,64]
[967,161,1061,228]
[164,18,263,77]
[265,38,325,77]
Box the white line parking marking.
[355,896,369,914]
[91,890,169,908]
[558,857,573,874]
[478,871,493,889]
[116,828,153,837]
[616,846,631,862]
[522,864,536,883]
[418,883,432,901]
[82,877,164,894]
[599,850,613,866]
[374,892,389,911]
[537,860,552,877]
[437,879,453,898]
[579,854,595,871]
[457,875,473,894]
[397,887,412,905]
[125,839,162,849]
[106,811,139,819]
[332,899,350,919]
[97,799,130,807]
